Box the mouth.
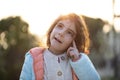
[54,37,62,44]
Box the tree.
[0,16,40,80]
[83,16,107,68]
[83,16,105,53]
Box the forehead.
[57,19,76,32]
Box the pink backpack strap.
[72,69,78,80]
[30,47,45,80]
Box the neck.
[48,48,65,55]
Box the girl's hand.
[67,41,81,61]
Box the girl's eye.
[67,31,73,36]
[57,24,63,29]
[55,23,64,29]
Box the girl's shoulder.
[30,47,45,53]
[24,47,46,59]
[29,47,45,56]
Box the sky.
[0,0,120,37]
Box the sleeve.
[70,53,101,80]
[19,52,35,80]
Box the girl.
[20,13,101,80]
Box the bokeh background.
[0,0,120,80]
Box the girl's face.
[49,19,76,54]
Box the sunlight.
[0,0,117,37]
[0,32,8,49]
[26,0,113,36]
[114,18,120,32]
[103,24,111,33]
[113,0,120,32]
[114,0,120,15]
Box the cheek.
[50,29,57,36]
[50,29,56,38]
[64,38,73,46]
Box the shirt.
[43,49,72,80]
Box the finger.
[69,54,75,59]
[67,47,73,54]
[67,49,75,59]
[73,40,77,48]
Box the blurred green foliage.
[83,16,108,68]
[0,16,39,80]
[83,16,105,54]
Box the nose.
[58,30,65,37]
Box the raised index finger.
[73,40,77,48]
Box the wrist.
[72,54,81,62]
